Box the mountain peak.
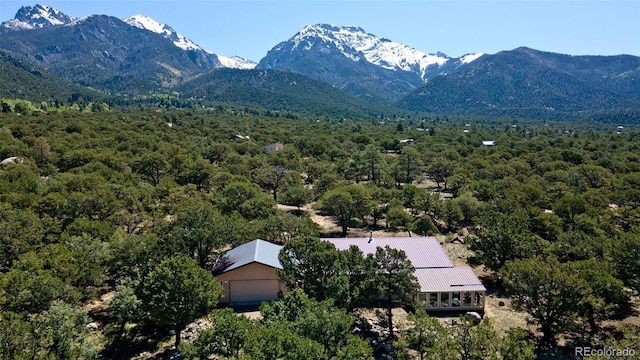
[125,15,167,36]
[2,4,74,30]
[283,23,454,79]
[124,14,202,52]
[257,23,490,103]
[301,23,366,34]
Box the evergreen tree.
[143,256,222,348]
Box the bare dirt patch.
[601,294,640,329]
[441,239,473,267]
[282,201,418,238]
[238,310,262,321]
[277,203,345,235]
[354,307,411,338]
[622,295,640,327]
[84,290,115,314]
[483,294,529,335]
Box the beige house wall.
[216,262,285,305]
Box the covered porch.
[414,267,486,312]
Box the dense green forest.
[0,107,638,359]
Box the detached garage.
[214,239,284,306]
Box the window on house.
[474,292,484,307]
[429,293,438,308]
[440,292,450,307]
[463,292,472,307]
[452,292,461,307]
[417,293,427,308]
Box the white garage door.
[228,279,280,304]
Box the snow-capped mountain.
[123,14,256,69]
[398,47,640,118]
[262,24,483,82]
[1,4,74,29]
[1,5,253,70]
[1,6,638,118]
[0,5,226,92]
[290,24,448,80]
[257,24,484,102]
[124,15,201,52]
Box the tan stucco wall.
[216,262,285,304]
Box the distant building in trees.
[0,156,21,167]
[482,140,496,147]
[262,142,284,152]
[229,134,250,141]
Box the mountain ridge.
[124,14,203,52]
[175,67,399,120]
[0,14,219,92]
[1,4,639,120]
[1,4,254,69]
[266,23,484,81]
[396,47,640,119]
[257,23,485,103]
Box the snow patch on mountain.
[218,55,257,69]
[2,4,74,30]
[124,15,202,51]
[460,52,485,64]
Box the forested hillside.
[0,50,102,104]
[175,68,400,120]
[397,47,640,120]
[0,109,638,359]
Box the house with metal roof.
[323,237,486,312]
[214,239,284,306]
[325,237,453,269]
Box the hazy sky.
[1,0,639,61]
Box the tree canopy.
[1,108,639,357]
[142,255,223,347]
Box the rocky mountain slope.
[257,24,483,103]
[1,4,73,30]
[0,5,254,93]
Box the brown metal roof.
[414,267,486,293]
[322,237,454,269]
